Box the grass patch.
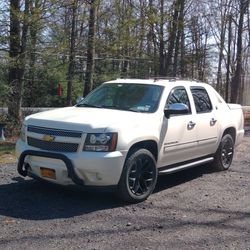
[0,141,16,164]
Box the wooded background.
[0,0,249,125]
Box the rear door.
[190,87,219,156]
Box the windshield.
[77,83,164,113]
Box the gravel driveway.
[0,135,249,250]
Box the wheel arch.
[127,140,158,161]
[222,127,236,143]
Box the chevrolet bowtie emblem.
[42,134,55,142]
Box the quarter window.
[191,87,212,113]
[166,87,191,113]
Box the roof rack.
[116,76,178,81]
[152,77,200,83]
[152,77,178,82]
[116,77,200,83]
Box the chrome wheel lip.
[128,156,155,196]
[221,137,234,168]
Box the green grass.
[0,141,16,164]
[0,141,15,152]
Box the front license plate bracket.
[40,167,56,179]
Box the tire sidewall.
[119,148,158,202]
[217,134,234,170]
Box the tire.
[212,134,234,171]
[117,148,158,203]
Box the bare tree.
[2,0,249,114]
[173,0,185,77]
[8,0,29,125]
[215,0,232,92]
[159,0,165,76]
[147,0,158,75]
[83,0,97,97]
[67,0,78,105]
[165,0,182,76]
[225,14,232,102]
[230,0,248,103]
[26,0,44,107]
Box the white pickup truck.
[16,79,244,202]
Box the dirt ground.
[0,135,249,250]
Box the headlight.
[83,133,118,152]
[20,124,27,142]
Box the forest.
[0,0,249,126]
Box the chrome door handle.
[210,118,217,126]
[187,121,196,130]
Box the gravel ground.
[0,135,249,250]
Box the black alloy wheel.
[221,135,234,169]
[128,154,155,196]
[118,148,157,203]
[213,134,234,171]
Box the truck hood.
[25,106,158,133]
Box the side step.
[158,157,214,175]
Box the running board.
[158,157,214,175]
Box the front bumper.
[16,139,127,187]
[18,150,85,185]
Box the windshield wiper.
[100,105,140,112]
[76,103,101,108]
[100,105,119,109]
[77,104,143,112]
[127,107,143,113]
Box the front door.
[158,87,199,167]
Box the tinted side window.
[191,87,212,113]
[166,87,191,113]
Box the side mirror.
[76,96,84,104]
[164,103,189,118]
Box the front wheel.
[117,149,158,203]
[212,134,234,171]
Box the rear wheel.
[213,134,234,171]
[117,148,157,203]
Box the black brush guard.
[17,150,85,186]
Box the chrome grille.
[27,137,78,152]
[27,126,82,138]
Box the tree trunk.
[225,15,232,102]
[159,0,165,76]
[190,16,198,79]
[8,0,21,124]
[173,0,185,77]
[8,0,29,125]
[27,0,40,107]
[165,0,181,76]
[147,0,158,76]
[180,29,185,77]
[139,0,145,58]
[67,0,78,105]
[200,30,208,82]
[147,0,153,56]
[230,0,248,103]
[216,22,226,93]
[83,0,97,97]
